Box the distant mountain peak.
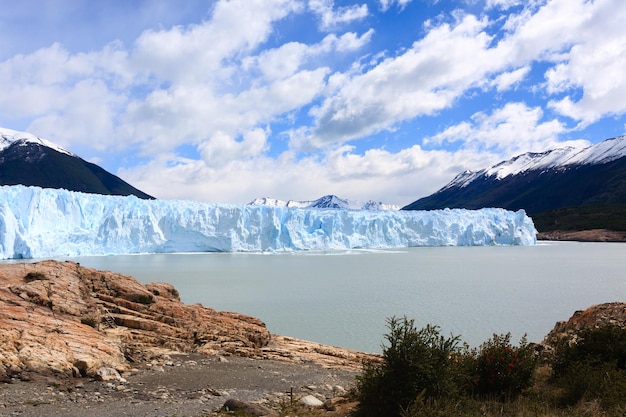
[249,195,400,210]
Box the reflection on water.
[42,242,626,353]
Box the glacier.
[0,185,537,259]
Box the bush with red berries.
[467,333,536,400]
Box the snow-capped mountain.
[0,127,75,156]
[441,135,626,190]
[249,195,400,210]
[403,135,626,227]
[0,127,153,199]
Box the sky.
[1,0,625,206]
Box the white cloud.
[131,0,302,86]
[0,0,337,158]
[0,0,371,167]
[121,66,330,160]
[302,13,501,149]
[27,78,126,151]
[3,0,626,207]
[425,102,586,158]
[243,29,373,81]
[308,0,368,31]
[116,1,376,161]
[0,42,128,118]
[485,0,524,10]
[246,42,311,81]
[491,66,529,92]
[119,141,491,205]
[379,0,414,12]
[329,29,375,52]
[198,128,269,167]
[300,0,626,151]
[0,41,130,148]
[543,0,626,126]
[498,0,597,64]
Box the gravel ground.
[0,353,360,417]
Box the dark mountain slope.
[402,136,626,235]
[0,140,153,199]
[403,156,626,213]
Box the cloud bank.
[1,0,625,205]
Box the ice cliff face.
[0,185,536,259]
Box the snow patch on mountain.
[0,127,74,156]
[249,195,400,210]
[0,185,536,259]
[444,135,626,189]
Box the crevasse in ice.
[0,185,537,259]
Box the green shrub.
[399,391,482,417]
[354,317,461,417]
[552,325,626,374]
[468,333,536,401]
[555,361,626,409]
[551,326,626,409]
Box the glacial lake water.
[51,241,626,353]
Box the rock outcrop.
[543,302,626,348]
[0,260,270,380]
[537,229,626,242]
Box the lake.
[51,241,626,353]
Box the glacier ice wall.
[0,185,537,259]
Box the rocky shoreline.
[536,229,626,242]
[0,260,375,416]
[1,260,625,416]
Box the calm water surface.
[54,241,626,353]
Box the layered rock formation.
[543,302,626,348]
[0,260,375,383]
[0,260,270,380]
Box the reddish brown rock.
[543,302,626,348]
[0,260,270,380]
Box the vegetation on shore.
[217,316,626,417]
[348,316,626,417]
[532,203,626,232]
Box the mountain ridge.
[441,134,626,190]
[403,135,626,236]
[249,195,400,210]
[0,127,153,199]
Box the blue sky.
[1,0,625,205]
